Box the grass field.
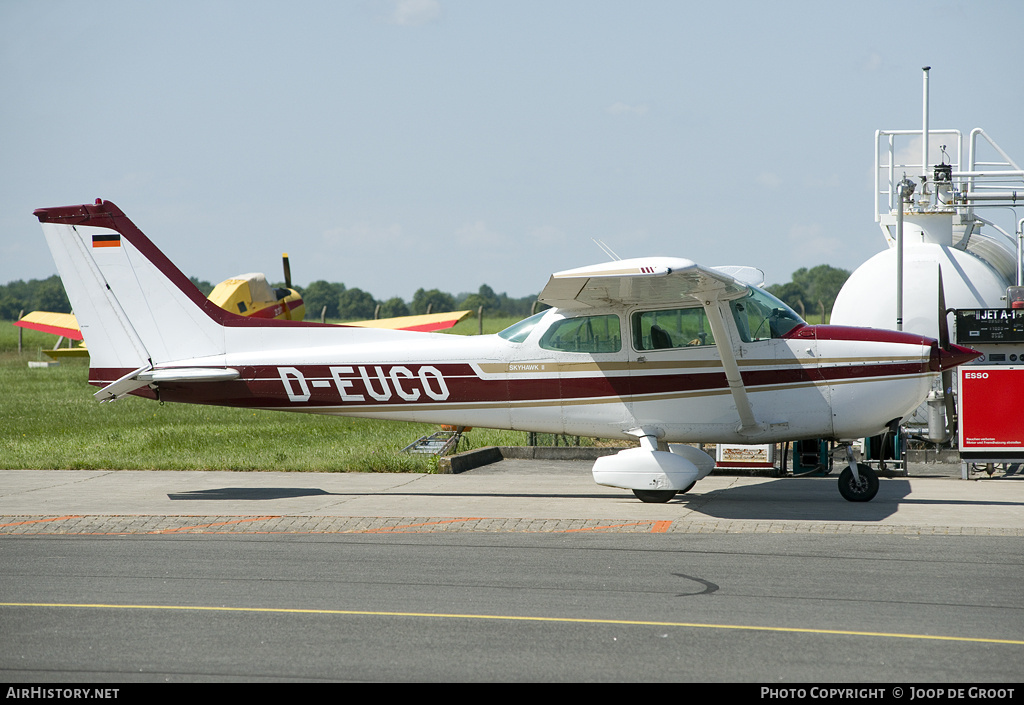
[1,316,549,472]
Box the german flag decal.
[92,233,121,248]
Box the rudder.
[35,201,228,379]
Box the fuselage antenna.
[592,239,622,261]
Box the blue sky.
[2,0,1022,301]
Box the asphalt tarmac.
[3,461,1023,683]
[1,460,1022,535]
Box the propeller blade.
[282,253,292,289]
[937,265,949,350]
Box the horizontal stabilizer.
[95,364,153,402]
[95,365,240,402]
[137,368,240,383]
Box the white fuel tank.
[832,243,1007,339]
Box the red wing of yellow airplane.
[14,311,83,340]
[342,311,472,332]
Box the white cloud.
[757,172,782,189]
[893,135,952,173]
[863,53,883,72]
[455,220,504,247]
[389,0,442,26]
[606,102,649,117]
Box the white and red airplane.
[34,200,979,503]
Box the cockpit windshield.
[497,311,548,343]
[729,287,804,342]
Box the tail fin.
[34,200,229,376]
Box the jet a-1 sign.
[34,201,978,502]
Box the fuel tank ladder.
[402,426,466,455]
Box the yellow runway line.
[3,602,1022,646]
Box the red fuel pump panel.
[959,366,1024,452]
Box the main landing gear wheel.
[678,481,697,494]
[632,489,678,503]
[838,463,879,502]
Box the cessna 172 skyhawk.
[34,200,979,503]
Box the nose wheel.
[838,463,879,502]
[631,480,696,503]
[632,489,678,503]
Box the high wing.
[538,257,752,310]
[540,257,763,435]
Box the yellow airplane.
[206,264,305,321]
[15,254,471,357]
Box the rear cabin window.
[632,307,715,350]
[539,314,621,353]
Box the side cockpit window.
[632,307,715,350]
[539,314,621,353]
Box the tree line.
[0,275,72,320]
[0,275,541,322]
[1,265,849,323]
[298,281,540,321]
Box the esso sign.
[964,371,989,379]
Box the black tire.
[677,481,697,495]
[632,489,678,503]
[838,464,879,502]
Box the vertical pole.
[922,66,931,186]
[1017,218,1023,287]
[887,133,895,213]
[477,306,484,335]
[18,309,23,353]
[896,180,908,331]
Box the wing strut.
[701,296,762,435]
